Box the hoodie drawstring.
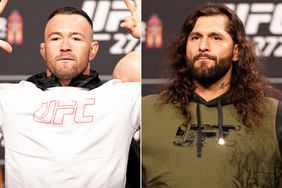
[217,99,225,145]
[196,103,203,158]
[195,99,224,158]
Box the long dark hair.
[161,3,280,128]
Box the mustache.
[193,53,217,62]
[55,53,76,61]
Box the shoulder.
[109,79,140,97]
[142,94,167,112]
[143,94,162,104]
[268,98,282,159]
[142,94,177,115]
[0,81,41,105]
[91,79,140,93]
[263,97,280,115]
[98,79,140,90]
[0,81,39,92]
[93,80,140,102]
[264,97,279,106]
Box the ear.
[89,41,99,61]
[40,42,52,76]
[40,43,46,61]
[232,44,239,62]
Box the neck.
[59,79,71,86]
[194,66,232,102]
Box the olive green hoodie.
[142,94,282,188]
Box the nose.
[60,39,71,52]
[199,37,209,52]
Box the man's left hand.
[120,0,141,39]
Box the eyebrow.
[189,32,201,37]
[47,32,85,38]
[189,31,225,38]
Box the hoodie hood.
[189,92,232,107]
[26,70,103,90]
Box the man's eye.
[73,37,82,41]
[212,36,221,40]
[190,36,199,40]
[50,37,60,41]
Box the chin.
[196,60,213,68]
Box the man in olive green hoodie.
[142,3,282,188]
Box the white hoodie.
[0,79,140,188]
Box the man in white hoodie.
[0,0,141,187]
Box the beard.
[51,67,81,81]
[46,54,88,82]
[188,53,233,88]
[49,61,84,81]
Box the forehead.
[45,14,93,34]
[192,15,229,34]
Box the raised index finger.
[123,0,136,14]
[0,0,8,14]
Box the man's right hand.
[0,0,12,53]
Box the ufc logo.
[226,3,282,35]
[81,0,139,54]
[33,99,95,125]
[173,124,241,147]
[82,0,131,41]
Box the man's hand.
[0,0,12,53]
[120,0,141,39]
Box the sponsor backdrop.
[142,0,282,95]
[0,0,139,162]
